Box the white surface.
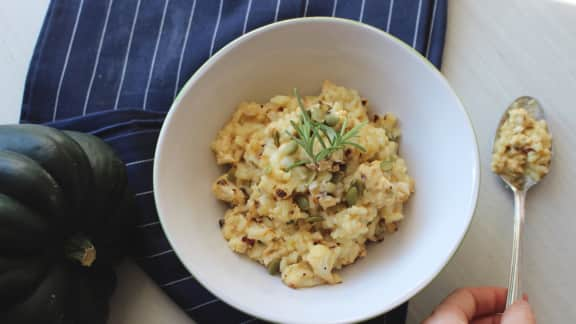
[108,262,192,324]
[0,2,46,123]
[409,0,576,323]
[1,1,576,323]
[154,18,478,324]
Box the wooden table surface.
[1,1,574,323]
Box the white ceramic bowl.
[154,18,479,324]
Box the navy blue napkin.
[22,1,447,323]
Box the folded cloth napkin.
[22,1,447,323]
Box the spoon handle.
[507,190,526,308]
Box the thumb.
[502,300,536,324]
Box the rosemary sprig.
[287,88,366,169]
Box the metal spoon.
[492,96,552,308]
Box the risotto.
[492,106,552,188]
[211,81,414,288]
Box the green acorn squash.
[0,125,135,324]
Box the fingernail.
[522,293,529,301]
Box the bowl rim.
[154,16,480,324]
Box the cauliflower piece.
[305,244,342,284]
[326,206,371,241]
[211,175,246,205]
[353,161,396,209]
[335,240,366,268]
[281,262,325,288]
[211,102,268,164]
[269,200,305,223]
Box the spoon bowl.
[493,96,551,192]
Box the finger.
[472,314,502,324]
[424,287,507,323]
[502,300,536,324]
[443,287,507,318]
[523,293,529,302]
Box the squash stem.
[65,234,97,267]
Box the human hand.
[423,287,536,324]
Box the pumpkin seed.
[380,160,393,171]
[311,106,324,122]
[227,170,236,183]
[345,186,358,206]
[386,132,400,141]
[267,258,281,275]
[294,194,309,211]
[307,216,324,223]
[325,113,340,127]
[323,182,337,193]
[352,180,365,196]
[283,142,298,155]
[273,130,280,147]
